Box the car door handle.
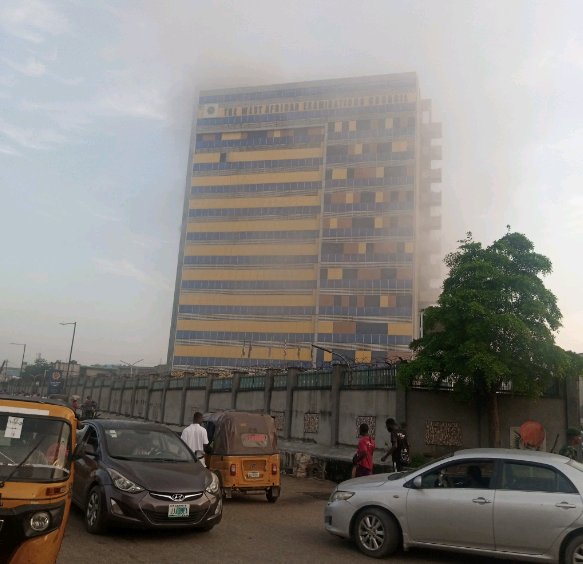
[555,502,577,509]
[472,497,492,505]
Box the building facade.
[168,73,442,369]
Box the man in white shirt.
[181,412,209,466]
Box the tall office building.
[168,73,442,369]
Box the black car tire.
[353,507,400,558]
[85,485,107,534]
[564,534,583,564]
[266,487,279,503]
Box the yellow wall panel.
[179,293,315,306]
[380,296,389,307]
[388,322,413,336]
[228,148,322,162]
[187,218,320,232]
[334,121,342,133]
[324,351,332,362]
[184,243,319,256]
[329,218,338,228]
[385,118,394,128]
[181,268,315,281]
[189,194,321,209]
[327,268,342,280]
[358,243,367,254]
[405,242,415,253]
[374,217,384,228]
[354,143,363,155]
[177,319,314,333]
[392,140,408,152]
[375,192,383,203]
[192,170,322,186]
[349,120,356,132]
[332,168,347,180]
[174,344,312,362]
[376,167,385,178]
[345,192,354,204]
[318,321,334,333]
[194,152,221,164]
[355,350,372,363]
[221,132,243,140]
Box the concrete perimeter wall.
[10,367,578,454]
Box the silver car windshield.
[0,413,72,482]
[103,428,194,461]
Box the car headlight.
[330,490,354,502]
[30,511,51,532]
[106,468,144,493]
[205,472,220,495]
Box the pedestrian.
[559,428,582,460]
[352,423,376,477]
[181,412,210,466]
[381,418,410,471]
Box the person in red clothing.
[354,423,376,477]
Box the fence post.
[144,376,155,422]
[231,372,242,410]
[130,376,139,418]
[204,376,213,413]
[330,364,345,447]
[179,376,188,426]
[284,367,299,440]
[394,364,407,429]
[264,371,274,414]
[160,378,169,423]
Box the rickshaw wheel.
[266,487,279,503]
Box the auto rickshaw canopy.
[203,411,278,456]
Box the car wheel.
[85,486,107,534]
[266,487,279,503]
[353,508,400,558]
[564,534,583,564]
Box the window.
[421,460,495,489]
[501,462,577,493]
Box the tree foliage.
[399,231,583,446]
[21,357,53,380]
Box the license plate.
[247,471,260,478]
[168,503,189,518]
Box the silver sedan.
[325,448,583,562]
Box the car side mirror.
[413,476,423,489]
[194,450,205,462]
[72,443,86,461]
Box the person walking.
[381,417,410,471]
[181,412,209,466]
[352,423,376,477]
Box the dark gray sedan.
[72,419,222,534]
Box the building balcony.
[420,215,442,230]
[422,168,442,183]
[422,122,442,139]
[419,191,442,207]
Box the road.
[59,475,504,564]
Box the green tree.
[400,231,582,447]
[21,357,53,381]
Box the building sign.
[47,370,64,395]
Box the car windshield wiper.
[0,450,15,465]
[148,458,182,462]
[0,436,47,488]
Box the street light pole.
[120,359,144,378]
[311,344,349,366]
[9,342,26,378]
[59,322,77,383]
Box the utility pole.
[59,322,77,384]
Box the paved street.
[58,475,506,564]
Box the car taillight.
[230,463,237,476]
[271,463,277,475]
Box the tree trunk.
[487,391,500,447]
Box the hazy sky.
[1,0,582,369]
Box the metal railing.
[297,371,332,389]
